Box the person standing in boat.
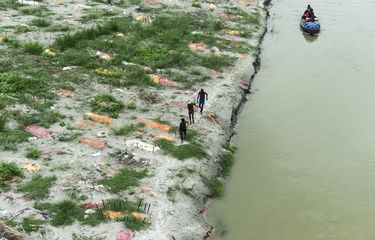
[302,4,312,19]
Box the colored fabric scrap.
[116,230,135,240]
[75,119,98,128]
[135,15,153,23]
[154,135,176,142]
[131,212,146,222]
[80,202,103,209]
[25,125,52,138]
[222,29,243,36]
[150,75,179,87]
[85,112,113,124]
[58,89,74,97]
[23,161,41,173]
[136,119,170,132]
[44,49,57,57]
[79,137,107,149]
[188,43,211,54]
[104,211,124,219]
[96,51,111,60]
[125,139,160,153]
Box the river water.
[208,0,375,239]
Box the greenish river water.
[208,0,375,239]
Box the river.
[208,0,375,239]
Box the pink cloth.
[116,230,135,240]
[25,125,52,138]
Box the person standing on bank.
[197,89,208,114]
[187,100,198,125]
[179,118,187,143]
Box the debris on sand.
[85,112,113,124]
[25,125,52,138]
[125,139,159,153]
[150,75,179,87]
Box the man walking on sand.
[179,118,187,143]
[197,89,208,114]
[187,100,198,125]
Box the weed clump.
[0,161,24,189]
[155,140,207,160]
[100,168,148,193]
[113,124,138,136]
[20,218,45,233]
[18,175,57,200]
[35,200,83,226]
[90,94,124,118]
[25,147,41,159]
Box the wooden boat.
[300,18,320,35]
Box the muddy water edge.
[209,0,375,239]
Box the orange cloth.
[136,119,170,132]
[153,135,175,142]
[105,211,124,219]
[131,212,146,222]
[85,112,112,124]
[150,75,179,87]
[79,137,107,149]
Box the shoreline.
[0,1,270,239]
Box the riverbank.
[0,0,268,239]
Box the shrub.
[100,168,148,193]
[113,124,138,136]
[0,161,24,188]
[24,42,44,55]
[155,140,207,160]
[20,218,45,233]
[25,147,41,159]
[30,18,50,27]
[34,200,83,226]
[90,94,124,118]
[208,178,224,198]
[18,175,57,200]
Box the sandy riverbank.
[0,0,267,239]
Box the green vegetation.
[206,177,224,198]
[100,168,148,193]
[81,8,119,23]
[35,200,84,226]
[18,175,57,200]
[20,218,45,233]
[113,124,138,136]
[155,140,207,160]
[35,198,149,230]
[0,161,24,189]
[45,23,70,32]
[21,6,51,17]
[0,0,22,10]
[126,101,137,110]
[30,18,51,27]
[220,148,236,177]
[25,147,41,159]
[90,94,124,118]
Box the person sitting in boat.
[302,4,312,20]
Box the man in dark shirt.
[179,118,187,143]
[197,89,208,114]
[187,100,198,125]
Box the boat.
[300,18,320,35]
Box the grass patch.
[25,147,41,159]
[18,175,56,200]
[0,130,32,151]
[81,8,119,23]
[0,161,24,189]
[220,148,235,177]
[202,176,224,198]
[100,168,148,193]
[45,23,70,32]
[155,140,207,160]
[23,42,44,55]
[30,18,51,27]
[20,218,45,233]
[21,6,51,17]
[113,124,138,136]
[90,94,124,118]
[34,200,83,226]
